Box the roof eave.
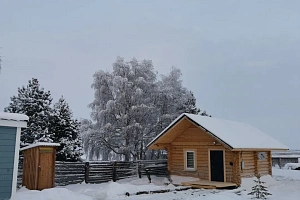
[0,119,28,128]
[231,148,289,151]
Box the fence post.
[85,162,90,184]
[279,158,282,169]
[138,161,141,178]
[112,161,117,182]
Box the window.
[185,150,196,170]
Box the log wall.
[169,127,233,182]
[240,151,272,178]
[168,125,273,185]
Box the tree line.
[4,57,210,162]
[4,78,82,161]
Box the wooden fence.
[18,160,167,186]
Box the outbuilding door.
[210,150,224,182]
[37,147,55,190]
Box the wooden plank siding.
[0,126,17,200]
[22,147,40,190]
[18,160,167,186]
[37,147,56,190]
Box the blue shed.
[0,112,28,200]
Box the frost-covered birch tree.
[87,57,157,161]
[83,57,209,161]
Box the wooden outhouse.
[20,142,60,190]
[147,113,288,186]
[0,112,28,200]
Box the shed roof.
[0,112,29,121]
[147,113,288,150]
[20,142,60,151]
[0,112,28,127]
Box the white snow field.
[15,168,300,200]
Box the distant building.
[272,150,300,168]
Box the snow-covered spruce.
[248,174,272,199]
[4,78,53,145]
[49,96,83,161]
[4,78,83,161]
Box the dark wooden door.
[38,148,55,190]
[210,150,224,182]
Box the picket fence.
[18,160,167,186]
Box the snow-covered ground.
[15,168,300,200]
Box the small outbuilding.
[147,113,288,186]
[0,112,28,200]
[20,142,60,190]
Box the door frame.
[208,149,226,182]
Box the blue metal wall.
[0,126,17,200]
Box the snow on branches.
[4,78,83,161]
[82,57,209,161]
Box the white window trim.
[184,150,196,171]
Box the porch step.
[181,180,237,189]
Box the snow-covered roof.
[147,113,288,150]
[272,154,300,158]
[0,112,29,127]
[0,112,29,121]
[20,142,60,151]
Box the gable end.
[184,116,233,149]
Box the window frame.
[184,150,196,171]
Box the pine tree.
[4,78,53,146]
[50,97,83,161]
[177,91,200,114]
[248,174,272,199]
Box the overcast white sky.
[0,1,299,149]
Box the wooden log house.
[147,113,288,186]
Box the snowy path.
[15,168,300,200]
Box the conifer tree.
[4,78,53,146]
[5,79,83,161]
[177,91,200,114]
[248,174,272,199]
[50,97,83,161]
